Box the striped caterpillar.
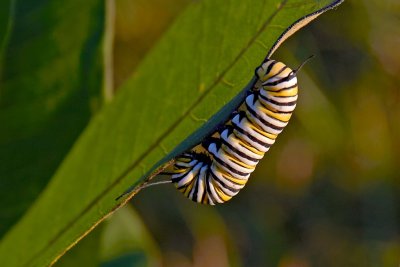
[164,58,311,205]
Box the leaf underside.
[0,0,343,266]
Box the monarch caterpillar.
[115,57,312,204]
[160,57,313,205]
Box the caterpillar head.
[256,60,293,82]
[254,60,296,92]
[255,56,313,92]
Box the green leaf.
[0,0,13,61]
[55,205,160,267]
[0,0,104,237]
[0,0,344,266]
[100,205,161,267]
[54,224,103,267]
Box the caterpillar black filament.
[165,58,309,205]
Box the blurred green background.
[2,0,400,266]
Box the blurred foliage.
[113,0,190,88]
[0,0,104,237]
[1,0,399,266]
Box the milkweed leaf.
[0,0,343,266]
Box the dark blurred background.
[14,0,400,266]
